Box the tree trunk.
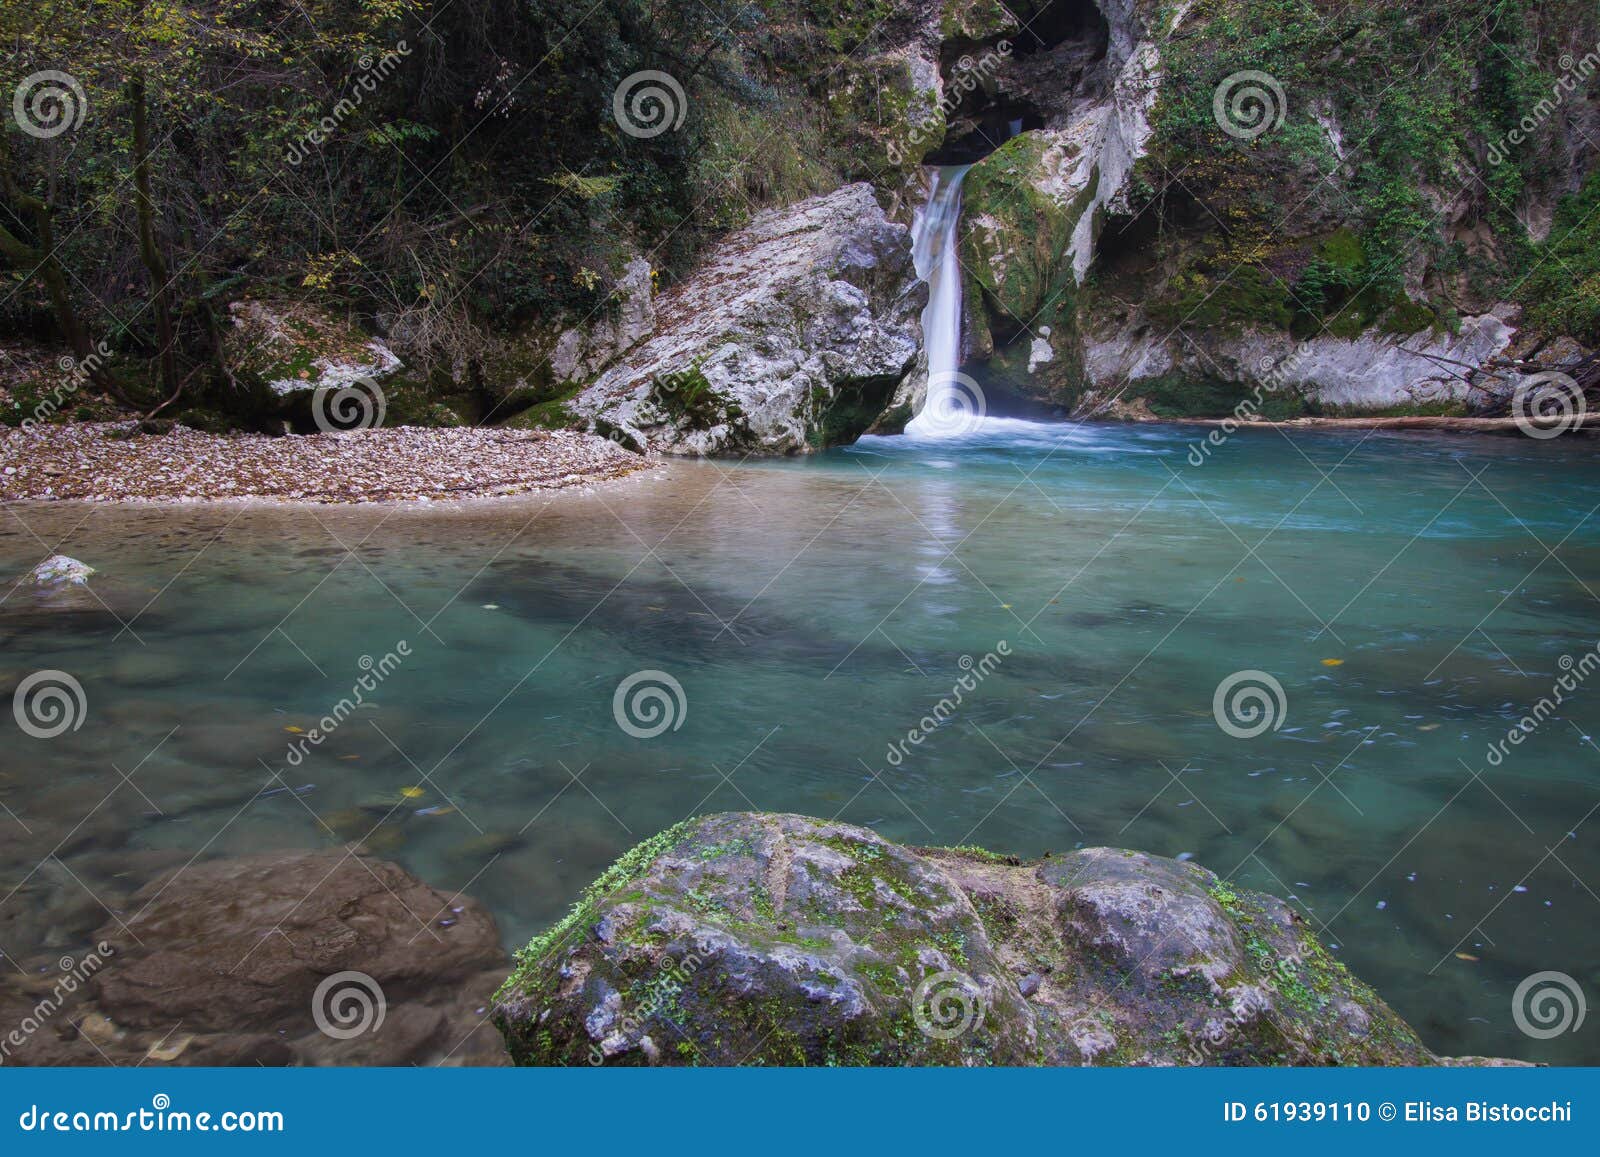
[129,69,180,397]
[0,134,139,408]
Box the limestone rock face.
[569,185,925,456]
[549,258,658,387]
[225,299,402,401]
[949,1,1166,406]
[493,813,1506,1067]
[1083,311,1519,411]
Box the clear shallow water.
[2,420,1598,1063]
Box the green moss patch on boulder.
[492,812,1518,1067]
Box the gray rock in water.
[570,185,926,456]
[26,554,95,586]
[493,812,1520,1066]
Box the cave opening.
[1008,0,1110,59]
[923,0,1112,165]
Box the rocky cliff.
[9,1,1595,442]
[919,0,1599,420]
[525,0,1599,442]
[565,184,926,455]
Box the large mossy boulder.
[493,812,1499,1066]
[567,185,925,456]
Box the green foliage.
[1148,265,1293,332]
[1519,169,1600,346]
[0,0,915,417]
[646,361,740,429]
[1144,0,1594,338]
[1135,372,1311,421]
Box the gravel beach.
[0,422,655,503]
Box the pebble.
[0,422,654,503]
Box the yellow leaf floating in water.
[146,1033,195,1062]
[1418,723,1441,732]
[1455,952,1480,962]
[338,754,360,761]
[399,786,425,800]
[284,725,305,733]
[1320,658,1345,667]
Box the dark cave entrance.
[923,0,1112,165]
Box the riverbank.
[1144,413,1596,435]
[0,422,654,503]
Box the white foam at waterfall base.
[903,165,975,438]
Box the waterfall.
[904,165,976,437]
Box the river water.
[2,420,1597,1063]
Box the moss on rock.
[492,813,1515,1067]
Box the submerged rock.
[24,554,95,587]
[493,812,1515,1066]
[5,553,114,622]
[569,184,925,455]
[0,850,510,1066]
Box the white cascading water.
[903,164,978,437]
